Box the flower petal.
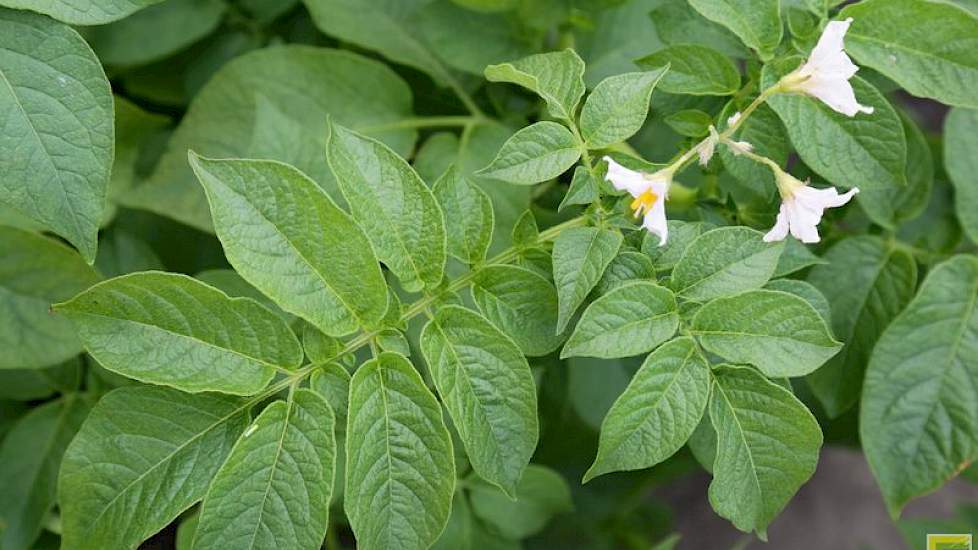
[763,203,791,242]
[642,198,669,245]
[808,18,853,70]
[794,185,860,208]
[603,156,648,197]
[799,74,874,117]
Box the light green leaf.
[553,227,623,333]
[471,265,565,356]
[0,359,80,401]
[468,464,572,540]
[195,269,293,325]
[708,365,822,537]
[326,121,447,292]
[580,68,668,148]
[345,353,455,550]
[83,0,224,67]
[664,109,713,137]
[642,220,714,272]
[562,282,678,359]
[302,0,457,86]
[0,227,100,369]
[433,165,494,265]
[310,363,351,434]
[859,113,934,228]
[59,387,251,550]
[772,237,826,278]
[945,107,978,242]
[763,61,907,191]
[558,166,599,212]
[511,209,539,246]
[189,155,389,335]
[764,279,831,325]
[0,395,93,550]
[0,0,162,24]
[861,255,978,517]
[594,250,657,295]
[688,0,782,59]
[636,44,740,96]
[649,2,747,58]
[477,121,580,185]
[484,49,585,121]
[0,8,113,262]
[692,289,842,377]
[124,46,415,231]
[840,0,978,109]
[420,305,538,497]
[806,237,917,417]
[55,272,300,395]
[671,227,784,301]
[584,337,710,481]
[193,390,335,550]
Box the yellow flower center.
[630,188,658,217]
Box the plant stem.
[356,116,481,134]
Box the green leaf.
[0,0,161,24]
[0,359,81,401]
[671,227,784,301]
[580,69,668,148]
[553,227,623,333]
[468,464,572,540]
[575,0,664,87]
[484,49,585,121]
[0,395,93,550]
[310,363,351,435]
[688,0,782,59]
[840,0,978,109]
[636,44,740,96]
[0,227,101,369]
[103,96,170,225]
[0,8,113,262]
[433,165,494,265]
[94,229,164,278]
[642,220,713,271]
[946,107,978,242]
[692,289,842,377]
[83,0,224,67]
[193,390,335,550]
[124,47,416,231]
[594,250,657,295]
[649,2,747,58]
[708,365,822,537]
[511,209,539,246]
[806,237,917,417]
[326,121,447,292]
[584,337,710,481]
[861,255,978,517]
[562,282,678,359]
[763,61,907,191]
[345,353,455,550]
[477,121,580,185]
[301,0,457,86]
[558,166,599,212]
[189,155,389,335]
[664,109,714,137]
[195,269,293,325]
[772,237,826,278]
[764,279,831,325]
[55,272,300,395]
[858,113,934,228]
[471,265,565,356]
[59,387,251,550]
[420,305,538,497]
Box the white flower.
[603,156,671,245]
[763,171,859,244]
[698,126,720,166]
[724,138,754,156]
[727,111,742,127]
[779,18,873,117]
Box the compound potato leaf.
[433,165,494,265]
[580,68,668,148]
[671,227,784,301]
[484,49,586,122]
[345,353,455,550]
[552,227,623,333]
[0,8,113,262]
[189,155,390,336]
[477,121,581,185]
[688,0,782,60]
[636,44,740,96]
[55,272,301,395]
[420,305,538,497]
[471,265,565,356]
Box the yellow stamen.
[630,188,658,217]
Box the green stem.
[445,76,486,119]
[356,116,481,134]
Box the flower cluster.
[605,18,869,245]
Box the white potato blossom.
[763,170,859,244]
[603,156,671,245]
[779,17,874,117]
[698,126,720,166]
